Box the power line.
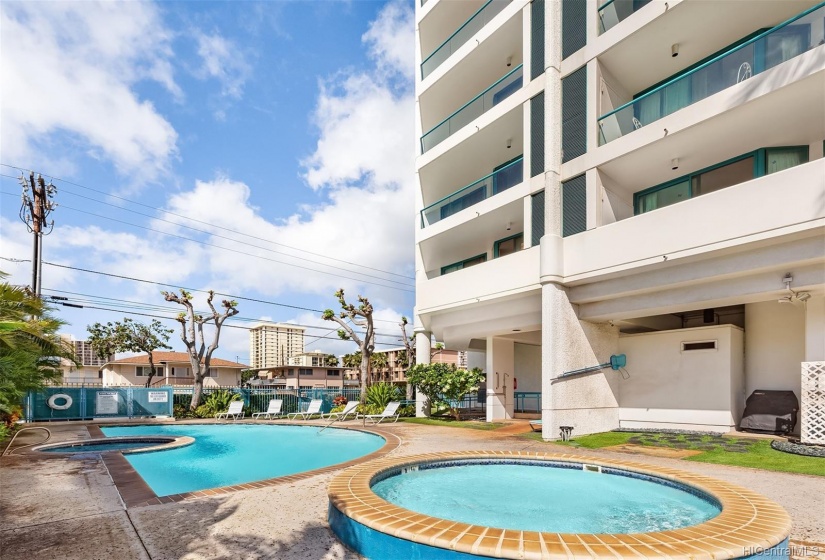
[0,256,406,324]
[0,190,414,292]
[0,165,415,280]
[39,287,404,340]
[0,178,413,286]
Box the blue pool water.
[371,462,721,534]
[101,424,383,496]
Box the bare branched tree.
[87,318,172,387]
[322,289,374,397]
[162,289,239,410]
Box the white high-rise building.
[249,323,306,370]
[414,0,825,438]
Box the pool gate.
[24,386,174,422]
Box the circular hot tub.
[328,451,792,559]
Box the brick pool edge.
[327,450,792,559]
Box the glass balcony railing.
[598,0,652,34]
[597,2,825,145]
[421,0,511,79]
[421,64,523,153]
[421,156,523,227]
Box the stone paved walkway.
[1,421,823,560]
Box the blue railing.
[421,156,523,227]
[421,0,511,79]
[421,64,523,153]
[597,2,825,144]
[597,0,652,34]
[172,386,363,415]
[514,391,541,413]
[25,386,174,421]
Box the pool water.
[101,424,384,496]
[371,462,721,534]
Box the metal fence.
[25,386,174,422]
[514,391,541,413]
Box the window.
[327,369,341,377]
[494,233,524,258]
[441,253,487,275]
[171,366,190,377]
[635,146,809,214]
[298,368,313,376]
[287,369,295,377]
[136,366,163,377]
[204,368,217,378]
[682,340,717,352]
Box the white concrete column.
[805,296,825,361]
[164,363,170,385]
[414,326,431,417]
[486,336,515,421]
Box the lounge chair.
[322,401,359,421]
[362,401,401,425]
[252,399,283,420]
[215,400,245,421]
[529,419,542,432]
[287,399,323,420]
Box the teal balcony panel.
[598,0,652,35]
[598,2,825,145]
[421,65,523,153]
[421,156,523,227]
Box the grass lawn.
[399,417,506,431]
[521,431,825,476]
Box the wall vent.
[682,340,717,352]
[582,464,602,473]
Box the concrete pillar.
[486,336,515,421]
[164,363,170,385]
[805,296,825,361]
[414,327,431,417]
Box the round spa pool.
[328,452,793,560]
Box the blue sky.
[0,0,416,363]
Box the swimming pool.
[101,424,384,496]
[328,451,793,560]
[37,436,191,454]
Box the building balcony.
[597,0,651,35]
[421,156,523,227]
[421,0,511,79]
[421,64,523,153]
[598,3,825,144]
[563,159,825,282]
[417,245,540,314]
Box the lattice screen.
[801,361,825,445]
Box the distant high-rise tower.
[249,323,306,369]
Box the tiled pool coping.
[32,435,195,455]
[327,450,793,559]
[84,422,401,508]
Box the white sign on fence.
[96,391,119,415]
[148,391,169,403]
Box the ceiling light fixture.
[671,43,679,57]
[671,158,679,170]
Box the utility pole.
[19,172,57,297]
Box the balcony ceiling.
[599,0,816,95]
[419,0,486,56]
[598,67,825,200]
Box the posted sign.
[96,391,119,415]
[148,391,168,403]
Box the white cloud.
[0,1,179,186]
[192,30,252,100]
[362,0,415,78]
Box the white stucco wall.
[486,337,515,420]
[804,296,825,361]
[514,343,541,392]
[617,324,744,432]
[744,301,805,400]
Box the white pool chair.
[215,400,245,421]
[252,399,283,420]
[362,401,401,425]
[322,401,359,421]
[287,399,323,420]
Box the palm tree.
[342,352,361,368]
[0,274,77,414]
[326,354,339,367]
[370,352,389,382]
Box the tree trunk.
[360,353,371,402]
[191,376,204,410]
[146,354,155,388]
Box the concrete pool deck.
[1,420,823,559]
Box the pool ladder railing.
[2,426,51,456]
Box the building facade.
[372,346,467,385]
[102,352,247,387]
[256,365,358,390]
[58,335,114,384]
[288,350,336,367]
[414,0,825,438]
[249,323,306,369]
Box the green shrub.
[329,405,345,414]
[201,390,241,417]
[173,404,197,419]
[398,405,415,418]
[365,383,403,409]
